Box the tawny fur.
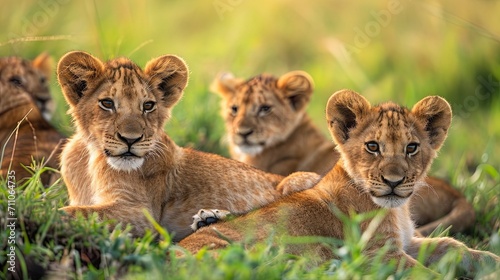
[0,53,55,120]
[211,71,475,236]
[179,90,499,277]
[0,54,64,185]
[56,51,319,241]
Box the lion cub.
[210,71,475,236]
[0,54,64,185]
[180,90,499,275]
[56,51,319,241]
[0,53,55,120]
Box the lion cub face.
[327,90,452,208]
[0,53,54,120]
[211,71,313,155]
[57,51,188,171]
[0,79,34,117]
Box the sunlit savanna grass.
[1,0,499,278]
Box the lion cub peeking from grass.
[180,90,499,276]
[210,71,475,236]
[0,54,64,185]
[56,51,319,241]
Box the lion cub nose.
[237,128,254,138]
[117,133,143,146]
[382,176,405,189]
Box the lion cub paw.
[278,171,321,195]
[191,209,231,231]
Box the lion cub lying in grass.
[0,54,64,185]
[180,90,499,276]
[56,51,319,241]
[210,71,475,236]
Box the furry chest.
[394,208,414,250]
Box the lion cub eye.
[99,99,114,111]
[143,101,156,112]
[406,143,419,156]
[258,105,272,116]
[230,105,238,116]
[9,76,23,87]
[365,141,380,154]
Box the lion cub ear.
[144,55,188,108]
[412,96,452,150]
[57,51,104,108]
[32,52,53,80]
[210,72,243,98]
[326,89,371,145]
[277,71,314,111]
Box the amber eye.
[406,143,419,156]
[365,141,380,154]
[99,99,114,111]
[230,105,238,116]
[258,105,272,116]
[143,101,156,112]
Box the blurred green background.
[1,0,499,178]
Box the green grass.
[1,169,499,279]
[1,0,500,278]
[0,170,495,279]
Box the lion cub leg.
[379,250,441,275]
[406,236,500,277]
[190,172,321,231]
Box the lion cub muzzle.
[369,157,414,208]
[105,118,148,171]
[380,161,408,190]
[116,132,144,155]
